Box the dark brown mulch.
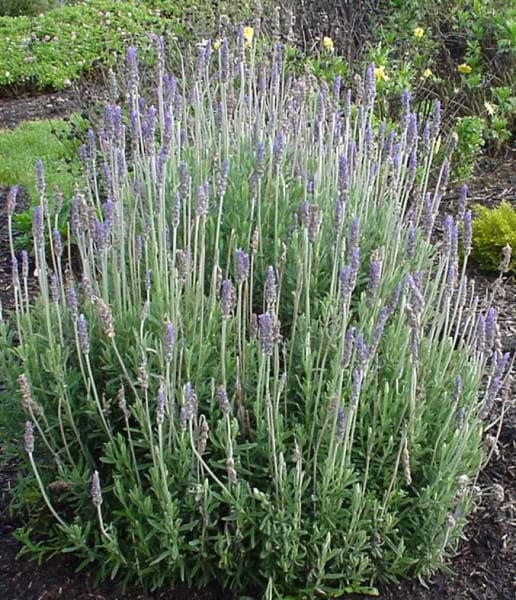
[0,90,514,598]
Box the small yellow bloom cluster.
[414,27,424,38]
[243,26,254,42]
[374,65,388,82]
[323,36,334,51]
[457,63,472,74]
[422,68,433,78]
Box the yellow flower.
[484,101,495,116]
[422,68,433,78]
[457,63,472,74]
[243,26,254,42]
[414,27,424,38]
[322,36,334,50]
[374,65,388,82]
[213,39,222,50]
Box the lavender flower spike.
[164,320,175,362]
[24,421,34,453]
[91,471,103,507]
[366,258,381,307]
[77,314,90,355]
[258,312,275,356]
[220,279,235,318]
[265,266,277,307]
[236,249,250,284]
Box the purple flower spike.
[196,183,209,218]
[66,281,78,321]
[217,386,230,415]
[401,90,411,116]
[342,326,355,368]
[365,63,376,110]
[485,307,496,350]
[431,99,441,139]
[366,259,381,307]
[172,191,181,229]
[220,279,235,318]
[463,210,472,256]
[236,249,250,284]
[348,217,359,255]
[336,406,346,440]
[407,222,416,259]
[156,383,165,426]
[458,184,468,219]
[164,320,175,362]
[32,206,44,248]
[258,312,275,356]
[77,314,89,354]
[265,266,277,307]
[350,368,362,407]
[36,160,45,200]
[356,333,368,367]
[338,153,348,197]
[256,140,265,177]
[6,185,18,215]
[335,198,344,231]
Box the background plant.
[0,33,512,598]
[470,202,516,273]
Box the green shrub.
[471,201,516,273]
[0,36,510,598]
[0,0,57,17]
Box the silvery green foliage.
[0,32,512,597]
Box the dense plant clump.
[0,32,512,598]
[470,201,516,273]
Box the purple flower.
[348,217,359,255]
[338,153,348,197]
[50,273,59,303]
[21,250,29,279]
[32,206,44,248]
[407,222,416,259]
[366,259,381,307]
[220,279,235,318]
[356,333,368,367]
[217,386,230,415]
[265,266,277,307]
[91,471,102,507]
[6,185,18,215]
[236,249,250,284]
[463,210,472,256]
[364,63,376,110]
[172,191,181,228]
[258,312,275,356]
[485,307,497,351]
[217,159,230,196]
[350,368,361,407]
[77,314,89,354]
[196,182,209,218]
[401,90,411,116]
[272,130,284,171]
[431,99,441,139]
[336,407,346,440]
[66,281,78,320]
[387,282,402,316]
[156,383,165,426]
[164,320,175,362]
[256,140,265,177]
[36,159,45,200]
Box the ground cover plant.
[0,0,254,91]
[0,31,513,598]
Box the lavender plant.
[0,31,512,598]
